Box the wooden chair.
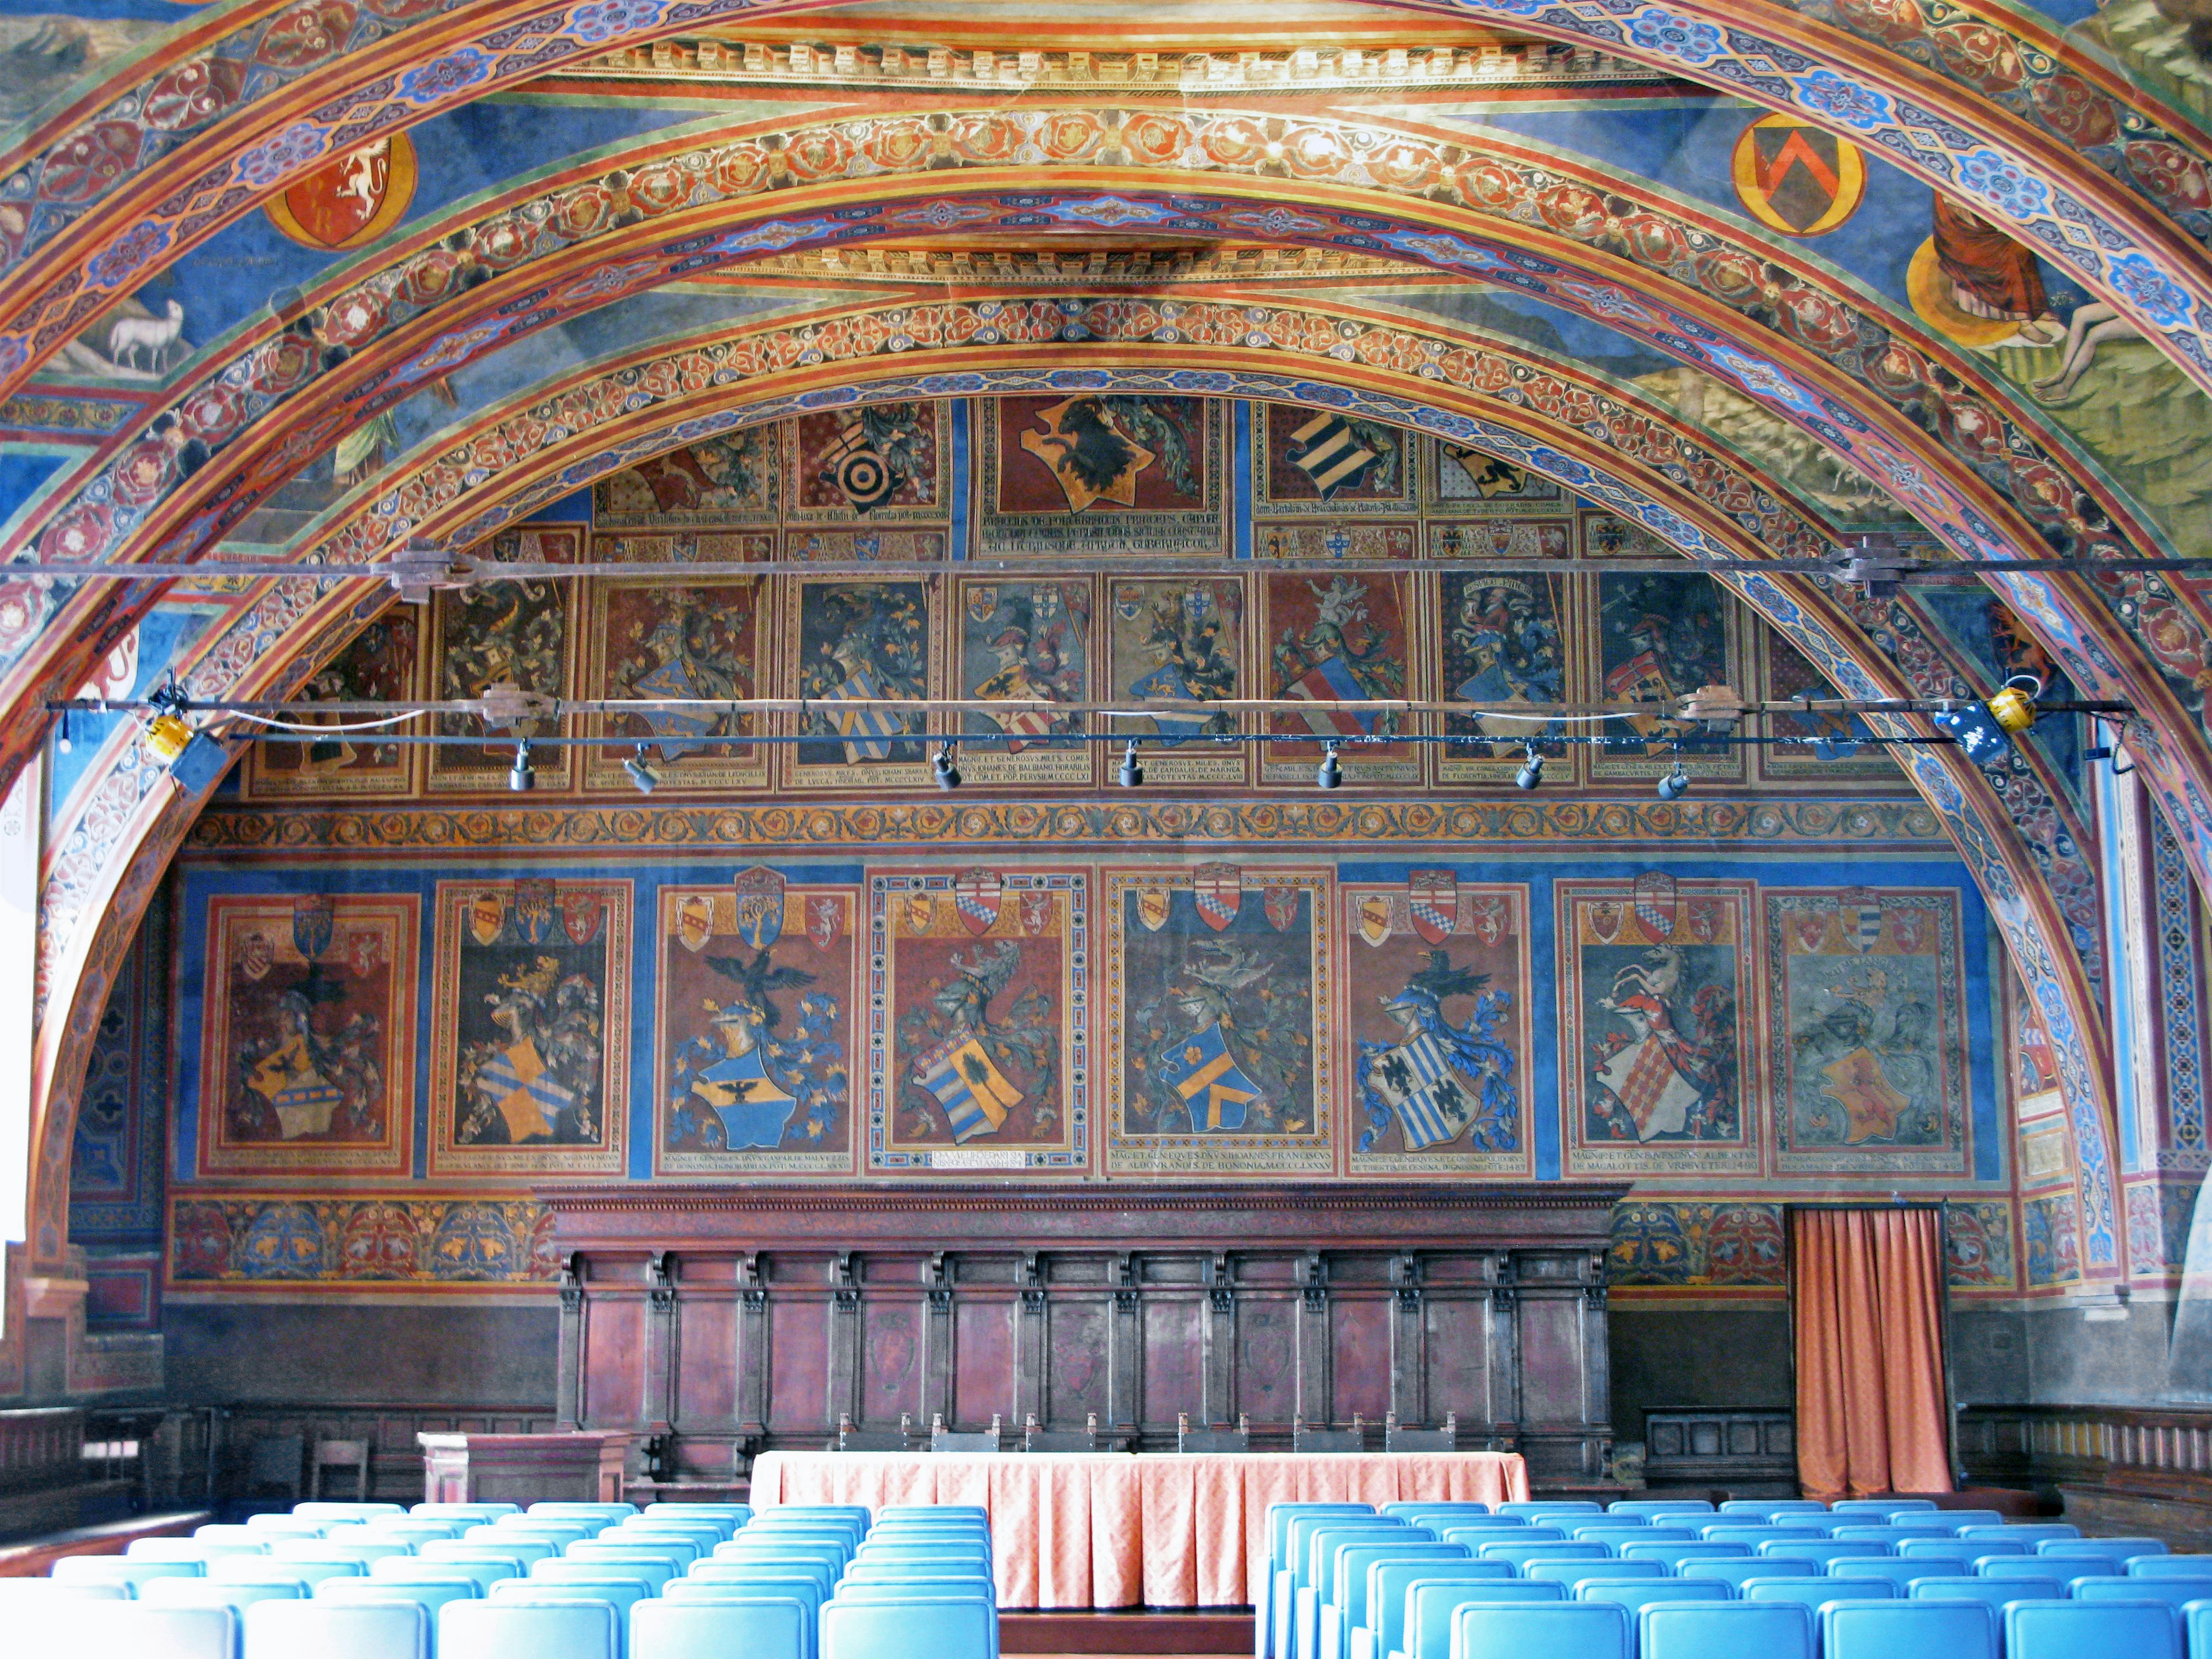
[245,1433,305,1505]
[1021,1412,1099,1452]
[310,1437,370,1501]
[929,1412,1002,1452]
[1293,1414,1366,1453]
[834,1412,912,1452]
[1176,1412,1249,1453]
[1385,1412,1459,1452]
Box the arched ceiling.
[5,0,2200,1279]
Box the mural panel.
[583,577,768,792]
[1767,888,1972,1176]
[243,608,420,799]
[425,530,581,794]
[786,405,946,524]
[1560,877,1760,1176]
[1256,523,1417,560]
[1260,573,1419,786]
[1102,577,1248,786]
[1946,1199,2018,1293]
[1586,566,1746,782]
[196,895,416,1176]
[658,871,857,1175]
[952,576,1093,786]
[428,879,631,1176]
[785,578,934,789]
[869,869,1088,1171]
[1433,550,1572,786]
[1253,404,1419,516]
[978,395,1226,558]
[1429,440,1565,509]
[1105,866,1331,1176]
[1343,877,1532,1175]
[593,430,778,528]
[1607,1200,1787,1291]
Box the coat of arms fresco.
[869,871,1087,1170]
[1104,578,1247,785]
[953,578,1092,785]
[585,578,767,791]
[429,880,631,1175]
[1106,868,1331,1176]
[788,579,933,787]
[659,872,856,1173]
[1262,573,1416,785]
[196,895,417,1175]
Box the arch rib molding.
[0,0,2209,408]
[1,132,2203,931]
[24,350,2125,1286]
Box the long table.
[748,1448,1530,1609]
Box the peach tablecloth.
[748,1449,1529,1609]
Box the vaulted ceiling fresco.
[7,0,2211,1305]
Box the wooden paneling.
[1959,1403,2212,1548]
[544,1181,1623,1469]
[1642,1408,1794,1492]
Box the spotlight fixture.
[1656,760,1691,802]
[55,711,70,756]
[1515,744,1543,791]
[1118,740,1145,789]
[933,741,961,790]
[508,739,536,793]
[623,743,661,795]
[1316,741,1342,791]
[139,685,194,767]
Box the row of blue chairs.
[1260,1498,2204,1659]
[6,1497,999,1659]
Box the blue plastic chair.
[1476,1543,1608,1571]
[1326,1544,1468,1659]
[52,1557,205,1589]
[688,1559,838,1598]
[1976,1555,2118,1588]
[141,1578,306,1611]
[2187,1602,2211,1659]
[2130,1557,2212,1577]
[419,1541,540,1572]
[1499,1503,1600,1519]
[1960,1524,2077,1546]
[491,1579,654,1659]
[296,1505,407,1522]
[1404,1582,1563,1659]
[1679,1559,1819,1586]
[1447,1600,1630,1659]
[1575,1581,1733,1614]
[1639,1600,1813,1659]
[1700,1527,1824,1549]
[211,1555,362,1588]
[130,1538,272,1564]
[1921,1512,2009,1533]
[1365,1565,1514,1659]
[632,1596,806,1659]
[1778,1541,1890,1565]
[1300,1527,1421,1659]
[1524,1562,1662,1585]
[573,1536,700,1569]
[274,1539,414,1568]
[1828,1558,1957,1592]
[821,1599,998,1659]
[1741,1578,1899,1610]
[371,1556,516,1594]
[1608,1501,1714,1519]
[1831,1499,1938,1514]
[1820,1599,1998,1659]
[72,1603,240,1659]
[2075,1579,2212,1609]
[1571,1526,1692,1548]
[1259,1509,1381,1659]
[1441,1527,1559,1547]
[412,1502,520,1523]
[441,1597,619,1659]
[1383,1505,1491,1523]
[316,1577,483,1621]
[1907,1575,2064,1607]
[1619,1543,1751,1565]
[243,1597,429,1659]
[2005,1599,2183,1659]
[1903,1537,2020,1559]
[0,1580,128,1611]
[2037,1538,2171,1563]
[536,1555,677,1594]
[1717,1502,1827,1519]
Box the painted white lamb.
[107,300,184,372]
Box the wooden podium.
[418,1431,630,1505]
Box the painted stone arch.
[0,0,2208,418]
[22,352,2127,1285]
[4,123,2207,926]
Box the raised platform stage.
[1003,1611,1253,1655]
[0,1509,211,1575]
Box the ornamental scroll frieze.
[0,0,2207,406]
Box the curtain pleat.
[1791,1207,1955,1499]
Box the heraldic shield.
[1158,1020,1266,1132]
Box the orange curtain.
[1791,1207,1955,1499]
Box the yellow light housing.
[142,711,194,766]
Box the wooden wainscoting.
[540,1181,1626,1489]
[1641,1408,1796,1494]
[1958,1403,2212,1547]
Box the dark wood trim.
[1002,1611,1253,1654]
